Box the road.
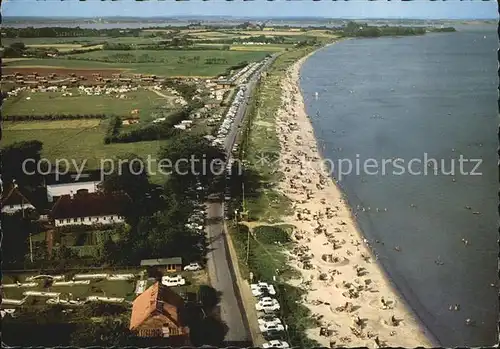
[205,55,277,345]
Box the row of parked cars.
[185,203,206,232]
[211,85,246,149]
[239,59,268,84]
[251,282,290,349]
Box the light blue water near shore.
[299,27,498,347]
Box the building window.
[66,219,70,223]
[9,205,14,209]
[79,217,83,222]
[73,218,77,222]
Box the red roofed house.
[129,281,190,345]
[1,182,36,215]
[50,191,130,227]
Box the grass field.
[3,49,270,76]
[3,88,176,120]
[68,49,270,64]
[2,36,162,47]
[241,46,323,221]
[26,44,104,52]
[3,120,101,130]
[2,124,168,183]
[3,58,128,69]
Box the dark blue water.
[300,27,498,347]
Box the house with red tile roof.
[1,182,36,215]
[129,281,190,345]
[50,191,130,227]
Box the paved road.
[205,55,278,345]
[205,199,249,343]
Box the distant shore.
[274,44,437,347]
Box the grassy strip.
[231,43,333,347]
[227,223,320,348]
[241,47,322,222]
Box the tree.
[100,236,120,265]
[2,140,44,186]
[158,134,226,199]
[10,42,26,50]
[70,318,132,346]
[100,153,151,202]
[2,212,37,268]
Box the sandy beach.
[274,51,435,348]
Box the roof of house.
[50,191,131,219]
[140,257,183,266]
[129,281,185,331]
[1,183,34,207]
[44,170,103,186]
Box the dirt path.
[148,88,170,99]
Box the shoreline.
[274,44,437,347]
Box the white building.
[47,182,100,203]
[1,182,36,215]
[44,171,102,203]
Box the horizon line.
[3,15,497,20]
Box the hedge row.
[106,108,190,144]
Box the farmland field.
[3,58,128,69]
[2,125,168,179]
[3,120,101,130]
[229,44,288,52]
[2,35,163,47]
[3,49,270,76]
[27,44,104,52]
[3,88,177,120]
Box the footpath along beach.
[273,51,436,347]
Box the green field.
[3,49,270,76]
[2,124,168,184]
[2,35,163,47]
[4,120,101,130]
[3,58,127,69]
[3,89,177,120]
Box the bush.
[252,225,291,244]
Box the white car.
[258,315,282,327]
[259,322,285,334]
[255,297,280,312]
[251,282,277,297]
[262,340,290,349]
[183,263,202,271]
[161,275,186,287]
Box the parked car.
[161,275,186,287]
[258,315,282,327]
[251,282,276,297]
[262,340,290,349]
[255,297,280,312]
[259,321,285,334]
[183,262,202,271]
